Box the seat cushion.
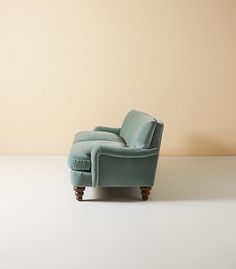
[68,140,127,171]
[73,131,124,144]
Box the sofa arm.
[91,145,159,187]
[92,145,159,159]
[94,126,121,135]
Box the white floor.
[0,156,236,269]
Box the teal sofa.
[68,110,164,201]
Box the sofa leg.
[140,186,152,201]
[73,186,85,201]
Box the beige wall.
[0,0,236,155]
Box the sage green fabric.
[150,118,164,148]
[120,110,157,148]
[68,109,164,188]
[91,146,159,187]
[70,170,92,187]
[73,131,124,144]
[94,126,121,135]
[68,140,126,171]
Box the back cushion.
[120,110,157,148]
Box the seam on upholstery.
[97,151,158,159]
[95,148,101,186]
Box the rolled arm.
[91,145,159,187]
[94,126,121,135]
[91,145,159,159]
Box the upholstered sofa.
[68,110,164,201]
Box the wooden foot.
[140,186,152,201]
[73,186,85,201]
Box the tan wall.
[0,0,236,155]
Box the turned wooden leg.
[140,186,152,201]
[73,186,85,201]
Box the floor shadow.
[85,187,142,202]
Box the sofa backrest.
[120,110,164,149]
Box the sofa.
[68,110,164,201]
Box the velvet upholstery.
[120,110,157,148]
[93,126,121,135]
[73,131,124,143]
[68,140,126,171]
[68,110,164,189]
[70,170,92,187]
[91,146,159,187]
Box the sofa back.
[120,110,163,149]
